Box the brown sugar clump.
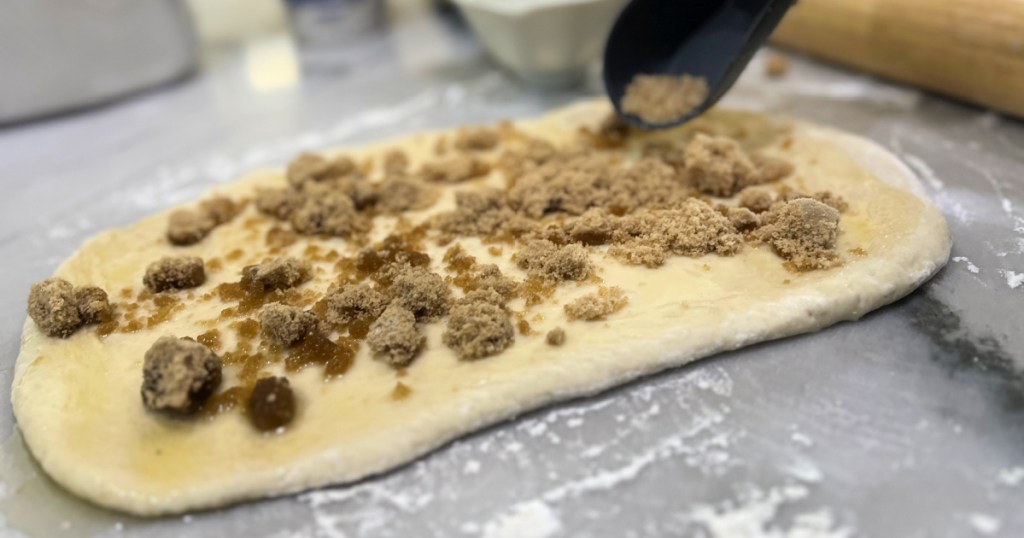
[606,157,692,214]
[27,278,82,337]
[290,190,366,237]
[375,177,438,213]
[141,336,222,416]
[260,303,320,347]
[435,188,515,238]
[389,266,451,321]
[453,127,500,152]
[144,256,206,292]
[726,206,761,232]
[562,207,616,246]
[248,376,296,431]
[442,300,514,360]
[546,327,566,346]
[782,190,849,213]
[507,152,613,218]
[457,288,506,309]
[766,54,790,78]
[516,240,592,282]
[367,304,424,368]
[74,285,111,324]
[166,196,241,246]
[242,257,311,292]
[421,156,490,183]
[564,286,628,321]
[750,153,794,184]
[499,138,558,180]
[684,134,758,197]
[756,198,841,270]
[608,244,668,268]
[383,150,409,175]
[473,264,519,298]
[286,153,357,188]
[621,74,709,124]
[738,187,777,213]
[199,196,240,225]
[167,209,214,246]
[611,199,743,266]
[323,283,388,325]
[28,278,112,336]
[256,188,304,220]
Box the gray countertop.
[1,11,1023,538]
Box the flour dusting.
[952,257,981,274]
[480,500,561,538]
[1000,270,1023,289]
[968,512,1002,535]
[998,466,1024,487]
[680,484,850,538]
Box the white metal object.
[0,0,197,124]
[452,0,629,88]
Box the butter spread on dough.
[12,101,950,515]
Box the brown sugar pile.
[144,256,206,292]
[420,156,490,183]
[323,284,388,326]
[286,152,358,189]
[515,240,593,282]
[367,304,424,367]
[141,336,222,415]
[260,304,320,347]
[609,199,744,267]
[290,188,367,237]
[388,266,451,321]
[443,295,514,360]
[382,150,410,175]
[242,257,311,292]
[546,327,566,346]
[27,278,111,337]
[755,198,841,270]
[683,135,793,197]
[621,74,709,124]
[738,187,777,213]
[375,177,439,213]
[453,127,500,151]
[166,196,240,246]
[766,55,790,78]
[565,287,628,321]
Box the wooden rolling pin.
[769,0,1024,117]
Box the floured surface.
[11,101,949,515]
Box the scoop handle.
[770,0,1024,118]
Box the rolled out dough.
[11,101,950,515]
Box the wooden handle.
[770,0,1024,117]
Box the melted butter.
[196,329,221,351]
[284,332,356,379]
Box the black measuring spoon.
[604,0,797,129]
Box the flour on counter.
[968,513,1002,535]
[680,484,851,538]
[952,257,981,274]
[998,466,1024,486]
[1000,270,1023,289]
[478,500,561,538]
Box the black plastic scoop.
[604,0,797,129]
